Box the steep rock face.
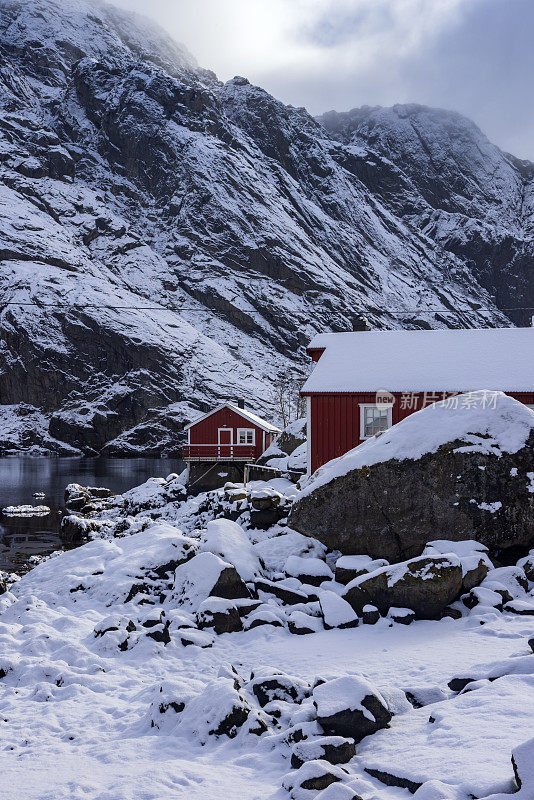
[0,0,528,454]
[319,105,534,325]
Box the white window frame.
[237,427,255,445]
[218,427,233,445]
[359,403,393,440]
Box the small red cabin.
[183,402,281,463]
[302,328,534,475]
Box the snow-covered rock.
[172,552,250,611]
[284,555,334,586]
[11,521,196,606]
[319,591,359,630]
[343,555,464,619]
[199,518,262,582]
[291,392,534,560]
[176,678,269,743]
[312,676,392,742]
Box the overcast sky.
[113,0,534,160]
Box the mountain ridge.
[0,0,531,455]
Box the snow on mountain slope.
[0,0,528,454]
[319,104,534,322]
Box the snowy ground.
[1,475,534,800]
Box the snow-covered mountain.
[0,0,531,455]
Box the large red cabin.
[302,328,534,475]
[183,401,280,463]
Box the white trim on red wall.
[236,427,255,445]
[218,427,233,445]
[359,403,393,440]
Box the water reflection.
[0,456,184,572]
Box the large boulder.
[172,552,250,611]
[342,555,463,619]
[199,519,262,582]
[290,392,534,561]
[313,676,392,742]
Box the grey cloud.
[110,0,534,160]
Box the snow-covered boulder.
[282,759,348,796]
[284,555,334,586]
[242,606,285,630]
[199,518,262,581]
[248,671,311,707]
[253,530,326,574]
[121,476,186,514]
[313,676,392,742]
[319,591,359,629]
[176,678,269,742]
[343,555,463,619]
[12,522,197,606]
[172,552,250,611]
[290,392,534,561]
[291,736,356,768]
[335,555,389,585]
[196,597,243,634]
[423,540,492,592]
[288,610,324,635]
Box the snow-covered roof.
[302,328,534,393]
[184,403,281,433]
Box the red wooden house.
[302,328,534,475]
[183,401,280,486]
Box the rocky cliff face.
[0,0,531,455]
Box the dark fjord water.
[0,457,184,573]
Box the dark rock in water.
[313,676,392,742]
[61,514,96,541]
[64,483,91,511]
[343,556,463,620]
[87,486,115,499]
[290,430,534,562]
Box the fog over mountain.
[0,0,532,455]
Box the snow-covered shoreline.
[2,466,534,799]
